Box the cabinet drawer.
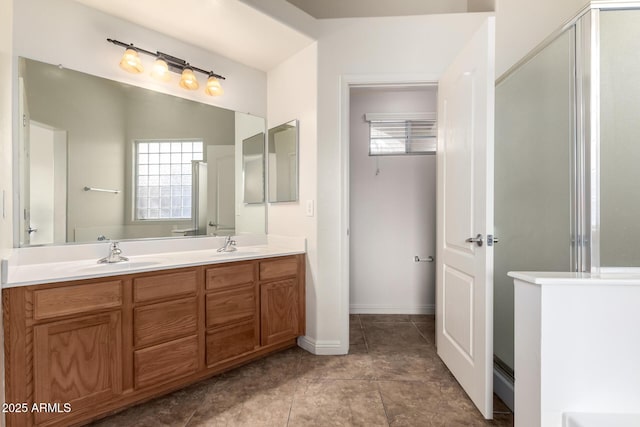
[206,263,254,291]
[206,320,257,366]
[259,257,298,281]
[134,335,198,389]
[133,270,197,303]
[134,297,197,348]
[206,283,256,329]
[33,280,122,321]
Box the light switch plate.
[306,200,314,217]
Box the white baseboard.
[297,336,346,355]
[493,365,514,412]
[349,304,435,315]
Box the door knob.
[27,226,38,234]
[466,234,483,247]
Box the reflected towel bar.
[84,186,120,194]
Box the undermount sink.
[76,261,163,273]
[212,247,264,257]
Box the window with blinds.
[368,116,437,156]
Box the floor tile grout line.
[374,380,392,426]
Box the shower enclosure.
[494,2,640,375]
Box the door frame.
[338,73,441,352]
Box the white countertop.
[3,235,306,288]
[508,271,640,286]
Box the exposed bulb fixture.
[119,48,144,74]
[205,74,224,96]
[151,57,171,82]
[107,38,226,96]
[179,67,199,90]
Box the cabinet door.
[260,279,299,346]
[33,312,122,425]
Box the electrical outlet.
[306,200,314,217]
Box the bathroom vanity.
[3,249,305,427]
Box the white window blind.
[135,140,203,220]
[366,112,436,156]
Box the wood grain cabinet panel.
[134,297,197,348]
[259,258,298,281]
[33,312,122,425]
[206,320,257,366]
[134,335,199,389]
[133,270,197,303]
[33,280,122,320]
[205,263,254,291]
[260,278,299,346]
[206,284,256,329]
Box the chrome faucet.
[217,235,237,252]
[98,242,129,264]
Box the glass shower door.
[494,28,575,370]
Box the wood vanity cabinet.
[3,254,305,427]
[259,257,305,346]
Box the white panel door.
[436,17,495,419]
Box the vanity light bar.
[106,38,226,95]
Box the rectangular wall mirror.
[267,120,298,203]
[16,57,266,247]
[242,132,265,204]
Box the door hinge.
[22,114,27,128]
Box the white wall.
[495,0,589,77]
[0,0,11,422]
[310,13,489,353]
[267,43,318,347]
[13,0,267,117]
[349,87,437,315]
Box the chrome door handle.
[414,256,434,263]
[466,234,483,247]
[27,226,38,234]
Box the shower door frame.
[497,0,640,273]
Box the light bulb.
[119,48,144,74]
[151,58,170,82]
[179,67,199,90]
[205,75,224,96]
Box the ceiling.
[74,0,314,72]
[75,0,494,72]
[285,0,492,19]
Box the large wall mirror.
[267,120,298,203]
[16,57,266,247]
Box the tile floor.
[91,314,513,426]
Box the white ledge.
[508,271,640,286]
